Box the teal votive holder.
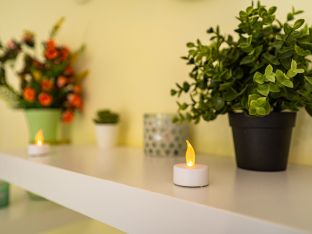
[0,180,10,208]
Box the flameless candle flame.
[185,140,195,167]
[35,130,45,146]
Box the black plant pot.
[229,112,296,171]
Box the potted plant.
[94,109,120,149]
[0,18,88,144]
[171,2,312,171]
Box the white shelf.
[0,146,311,234]
[0,185,87,233]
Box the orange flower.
[57,76,67,88]
[64,66,74,76]
[41,79,53,91]
[60,47,69,60]
[46,40,55,49]
[73,85,82,93]
[23,87,36,102]
[38,92,53,106]
[62,110,74,123]
[45,40,58,60]
[68,93,82,109]
[45,48,58,60]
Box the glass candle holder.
[144,113,189,157]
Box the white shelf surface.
[0,146,311,234]
[0,185,87,234]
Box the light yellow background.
[0,0,312,166]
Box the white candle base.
[173,163,208,187]
[28,144,50,156]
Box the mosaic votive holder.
[144,113,189,157]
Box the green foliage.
[0,41,23,107]
[171,2,312,123]
[94,109,119,124]
[49,17,65,39]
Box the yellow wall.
[1,0,312,165]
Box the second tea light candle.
[173,163,208,187]
[173,140,209,187]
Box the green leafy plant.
[93,109,119,124]
[171,2,312,123]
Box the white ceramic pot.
[95,124,118,149]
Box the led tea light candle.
[28,130,50,156]
[173,140,208,187]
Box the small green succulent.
[94,109,119,124]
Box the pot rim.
[95,123,118,126]
[228,111,297,128]
[24,108,60,112]
[144,113,175,118]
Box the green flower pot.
[0,181,9,208]
[25,109,61,144]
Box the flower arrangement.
[0,18,88,123]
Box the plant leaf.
[281,79,294,88]
[293,19,305,30]
[287,70,297,78]
[269,83,280,92]
[219,81,233,91]
[212,97,225,111]
[253,72,265,84]
[295,44,310,56]
[291,59,297,71]
[257,84,270,96]
[284,23,292,34]
[240,55,254,65]
[223,88,238,101]
[49,17,65,39]
[304,76,312,85]
[186,42,195,48]
[264,64,275,82]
